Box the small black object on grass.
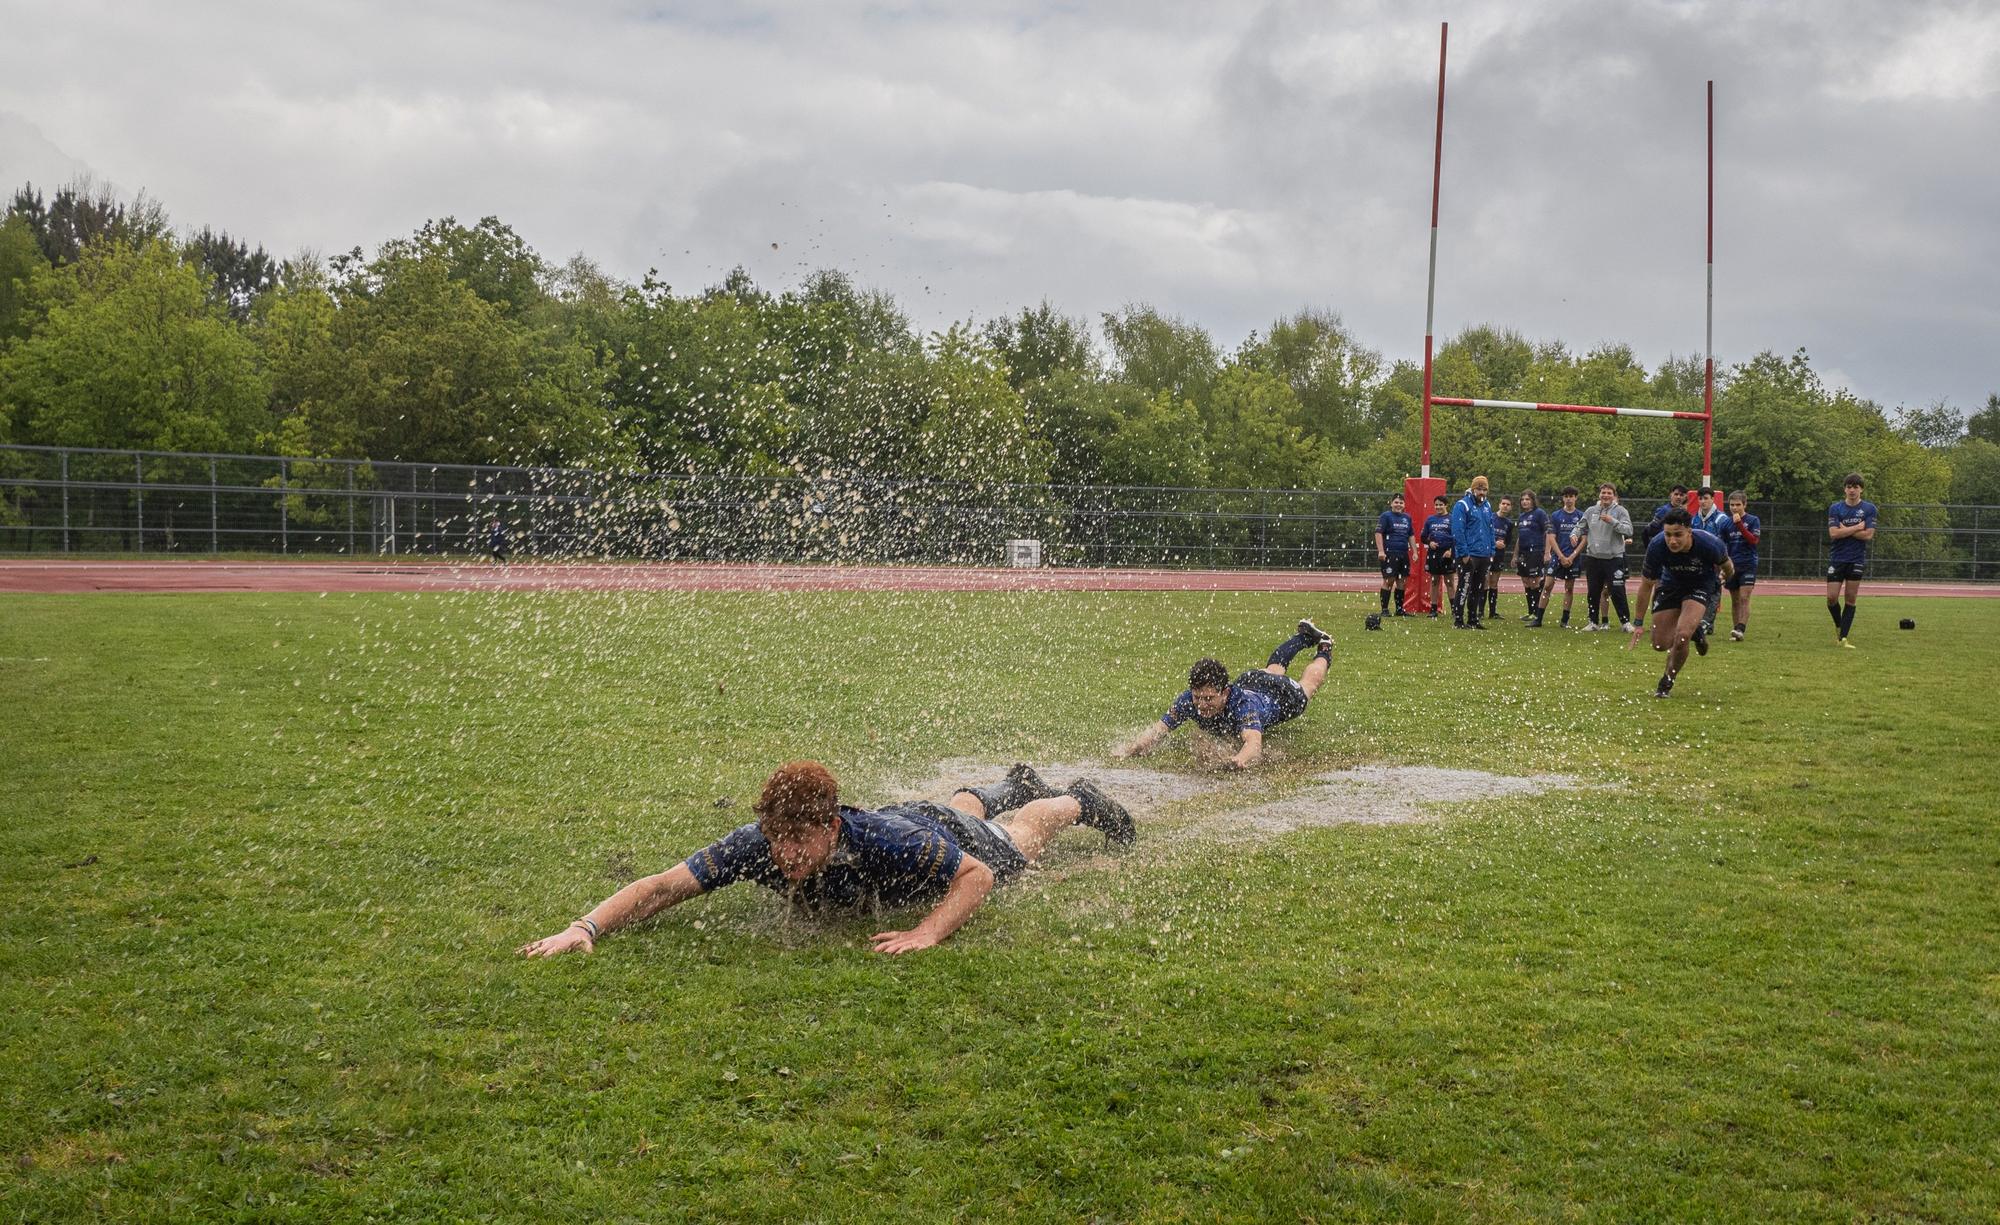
[1364,613,1383,631]
[1899,618,1916,630]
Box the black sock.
[1394,585,1405,609]
[1840,602,1856,638]
[1735,622,1746,634]
[1379,589,1390,613]
[1268,631,1313,668]
[1560,604,1570,625]
[1827,598,1842,626]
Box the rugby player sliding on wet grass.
[1627,508,1735,698]
[1114,619,1333,770]
[518,761,1134,958]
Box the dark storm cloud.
[0,0,1991,412]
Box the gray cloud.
[0,0,1992,414]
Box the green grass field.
[4,588,1997,1222]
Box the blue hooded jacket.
[1450,489,1498,558]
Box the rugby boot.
[1066,779,1136,849]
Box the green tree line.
[3,180,1995,515]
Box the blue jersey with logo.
[1492,514,1516,555]
[1514,508,1549,561]
[1692,506,1728,538]
[1377,510,1414,555]
[1642,529,1729,594]
[1828,499,1877,564]
[1421,512,1453,560]
[1719,512,1761,568]
[1548,507,1585,559]
[1162,671,1304,737]
[683,806,962,910]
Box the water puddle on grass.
[880,758,1596,845]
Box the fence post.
[60,450,70,553]
[135,455,144,553]
[347,465,356,556]
[209,459,218,553]
[279,459,288,554]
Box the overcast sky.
[3,0,1995,415]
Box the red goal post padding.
[1400,476,1448,614]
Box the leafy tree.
[1101,305,1219,408]
[1097,388,1208,488]
[7,179,170,266]
[370,216,549,317]
[983,301,1095,391]
[0,211,48,345]
[1963,393,2000,445]
[1201,365,1318,491]
[185,226,278,322]
[0,237,267,452]
[1235,309,1383,450]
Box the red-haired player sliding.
[518,761,1133,958]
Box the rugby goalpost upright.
[1403,21,1715,613]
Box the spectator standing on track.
[1718,490,1762,640]
[1421,495,1455,618]
[1375,493,1414,617]
[1449,476,1498,629]
[1826,473,1878,648]
[1541,486,1586,628]
[1572,482,1635,632]
[1513,490,1549,626]
[487,518,510,563]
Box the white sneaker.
[1580,623,1600,632]
[1729,628,1744,642]
[1621,621,1637,633]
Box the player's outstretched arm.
[1626,580,1655,647]
[872,856,996,955]
[518,864,706,957]
[1116,721,1171,758]
[1228,728,1265,770]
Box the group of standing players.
[1371,474,1879,697]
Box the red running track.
[3,559,1997,597]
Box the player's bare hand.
[518,927,594,958]
[1625,623,1644,649]
[871,929,938,955]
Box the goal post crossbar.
[1429,397,1710,422]
[1419,22,1717,489]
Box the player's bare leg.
[1650,601,1707,696]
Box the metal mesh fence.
[2,444,1994,580]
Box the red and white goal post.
[1402,22,1717,615]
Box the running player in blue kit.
[1117,620,1334,770]
[1374,493,1414,617]
[1826,473,1877,648]
[1628,508,1735,697]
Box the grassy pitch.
[3,588,1996,1222]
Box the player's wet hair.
[1844,472,1865,488]
[1189,658,1229,692]
[1561,486,1579,498]
[1728,489,1748,504]
[1520,489,1537,506]
[1599,483,1617,494]
[1432,495,1447,508]
[1663,508,1693,527]
[755,760,840,839]
[1670,484,1688,496]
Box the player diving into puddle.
[1627,508,1735,698]
[518,761,1134,958]
[1114,619,1333,770]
